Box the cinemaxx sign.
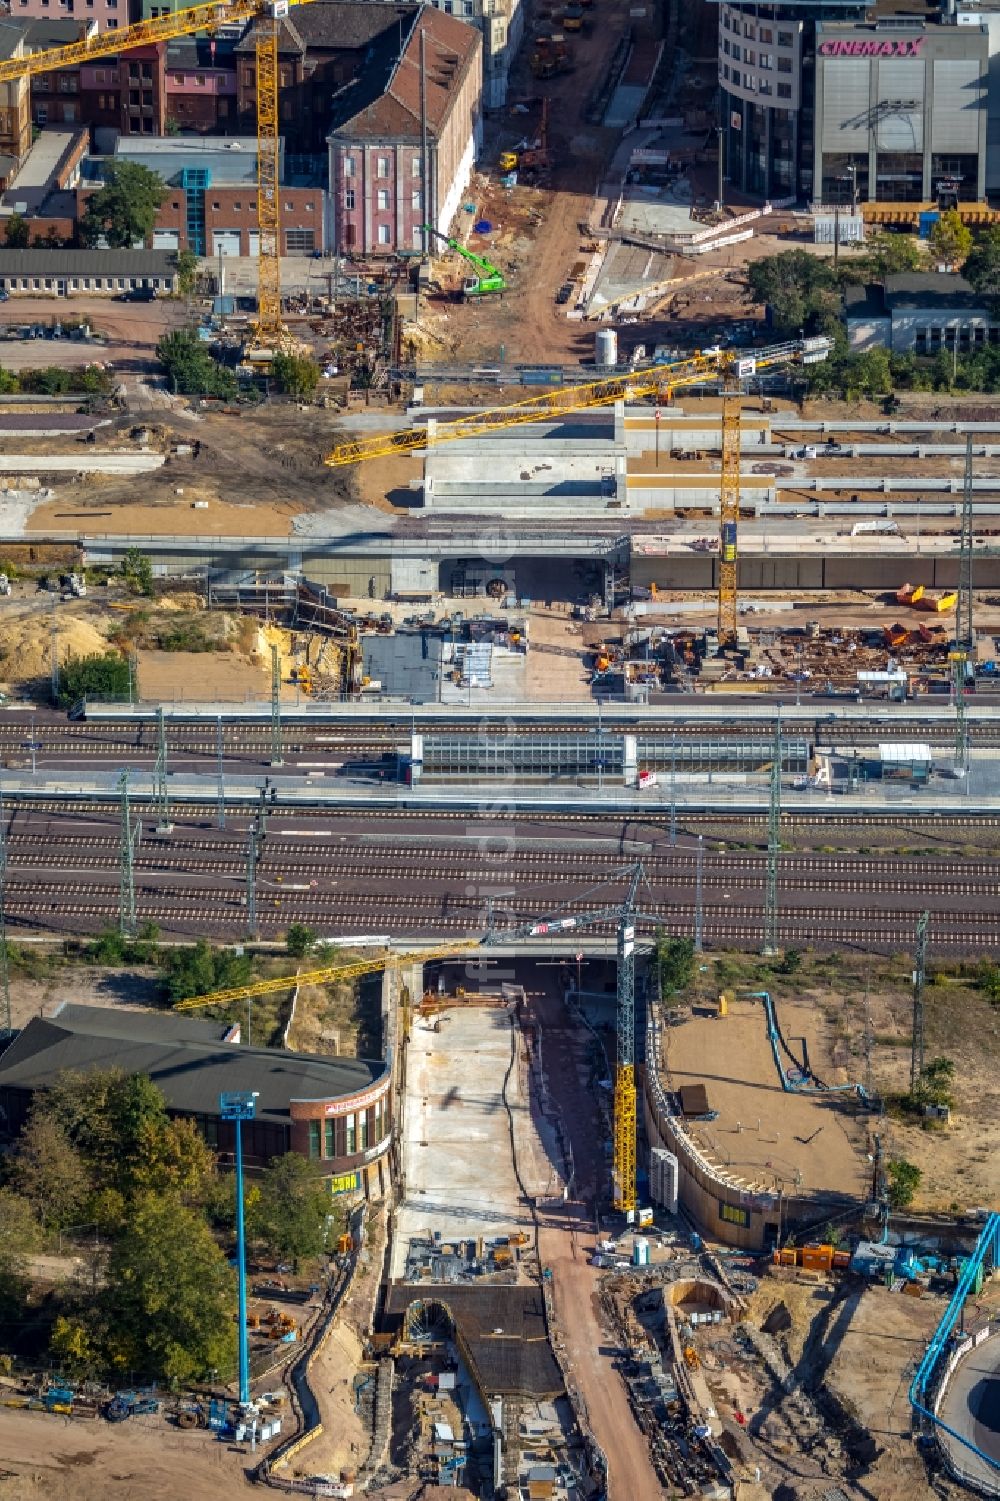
[819,36,926,57]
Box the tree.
[40,1068,169,1198]
[909,1055,956,1112]
[745,250,838,335]
[0,1189,41,1334]
[81,162,168,249]
[928,209,973,271]
[655,934,695,999]
[250,1153,332,1267]
[887,1157,922,1209]
[172,247,200,296]
[860,231,923,281]
[161,939,253,1005]
[121,546,154,597]
[286,923,318,958]
[101,1194,237,1384]
[132,1116,217,1207]
[11,1112,90,1230]
[964,228,1000,305]
[843,347,892,399]
[57,650,132,708]
[156,328,238,399]
[977,957,1000,1004]
[4,213,29,249]
[271,352,320,402]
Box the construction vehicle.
[323,336,832,643]
[421,225,506,298]
[103,1391,161,1422]
[0,0,321,356]
[530,49,572,78]
[176,864,662,1214]
[499,99,550,174]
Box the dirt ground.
[684,951,1000,1214]
[662,994,871,1204]
[5,962,161,1029]
[0,1408,254,1501]
[851,970,1000,1213]
[0,296,190,378]
[135,646,273,703]
[526,973,669,1501]
[736,1273,946,1501]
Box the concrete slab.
[392,1004,534,1278]
[617,184,700,239]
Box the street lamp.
[220,1090,258,1412]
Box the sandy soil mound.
[0,611,107,686]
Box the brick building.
[10,0,125,35]
[164,36,238,135]
[0,1003,393,1198]
[327,4,482,255]
[235,1,420,154]
[80,137,326,255]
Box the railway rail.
[4,805,1000,951]
[0,710,997,770]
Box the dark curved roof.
[0,1003,386,1124]
[382,1284,564,1398]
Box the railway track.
[4,806,1000,950]
[0,711,998,766]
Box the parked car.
[555,282,574,304]
[115,287,156,303]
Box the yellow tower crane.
[324,337,831,634]
[0,0,321,351]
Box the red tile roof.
[332,6,480,141]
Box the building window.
[343,155,355,177]
[376,187,389,210]
[345,1113,356,1154]
[308,1120,321,1157]
[777,82,791,99]
[283,200,293,211]
[324,1118,335,1157]
[411,155,421,178]
[344,188,355,210]
[211,201,220,209]
[777,56,791,73]
[377,224,391,245]
[233,200,241,209]
[196,73,204,84]
[759,26,772,42]
[358,1112,369,1151]
[285,227,316,252]
[777,29,792,45]
[305,203,313,212]
[412,189,421,211]
[376,156,389,177]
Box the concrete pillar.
[623,734,637,787]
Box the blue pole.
[235,1115,250,1406]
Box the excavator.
[422,224,506,298]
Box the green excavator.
[421,224,506,298]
